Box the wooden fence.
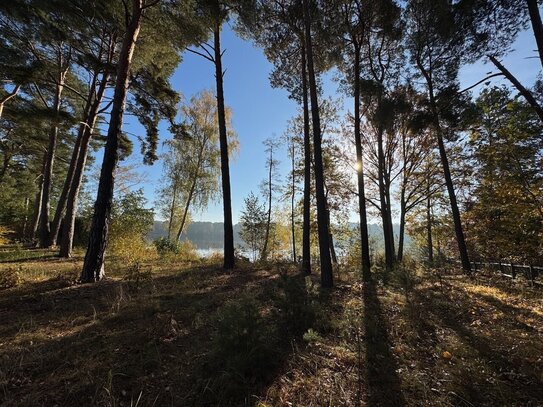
[469,260,542,286]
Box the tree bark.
[30,165,45,240]
[303,0,333,288]
[397,187,406,262]
[59,71,108,258]
[48,73,99,247]
[175,178,196,242]
[527,0,543,69]
[38,67,67,248]
[0,84,21,119]
[213,18,235,270]
[377,123,395,270]
[419,62,471,274]
[167,176,179,241]
[353,44,372,281]
[426,172,433,263]
[80,1,143,280]
[301,41,312,275]
[290,139,297,263]
[261,145,273,261]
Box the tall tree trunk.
[213,19,235,270]
[167,177,179,241]
[426,173,433,263]
[353,44,372,281]
[290,140,297,263]
[48,73,99,247]
[420,64,471,274]
[377,123,395,270]
[261,146,273,261]
[301,41,312,275]
[527,0,543,69]
[38,68,66,248]
[0,152,11,183]
[303,0,333,288]
[398,188,406,263]
[326,207,338,264]
[80,2,143,281]
[60,71,109,258]
[30,168,45,240]
[175,178,197,242]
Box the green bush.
[153,237,180,255]
[207,295,277,400]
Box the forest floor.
[0,247,542,406]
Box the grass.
[0,247,542,406]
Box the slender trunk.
[22,197,29,236]
[0,84,21,119]
[420,65,470,273]
[48,74,98,247]
[489,55,543,123]
[175,179,196,242]
[167,177,179,241]
[60,71,109,258]
[213,20,235,270]
[30,170,45,240]
[398,188,406,262]
[261,147,273,260]
[303,0,333,288]
[291,141,297,263]
[527,0,543,69]
[426,173,433,263]
[301,41,311,275]
[81,2,143,281]
[377,123,395,270]
[326,207,338,264]
[38,68,66,248]
[353,44,371,281]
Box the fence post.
[499,261,503,274]
[511,263,516,279]
[529,264,535,286]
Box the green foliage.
[153,237,181,255]
[208,295,277,398]
[239,192,267,261]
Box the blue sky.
[104,25,541,224]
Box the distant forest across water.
[148,221,411,252]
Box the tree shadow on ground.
[0,262,304,406]
[363,281,405,407]
[414,284,543,405]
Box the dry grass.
[0,248,542,406]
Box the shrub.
[0,225,13,245]
[0,267,21,289]
[153,237,180,255]
[208,295,277,399]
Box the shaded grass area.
[0,248,542,406]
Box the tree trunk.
[38,68,66,248]
[527,0,543,69]
[421,66,470,273]
[326,207,338,264]
[261,146,273,261]
[301,41,312,275]
[353,44,372,281]
[80,1,143,281]
[167,177,179,241]
[30,167,45,240]
[303,0,333,288]
[398,188,406,263]
[290,140,297,263]
[175,178,196,242]
[0,84,21,119]
[489,55,543,123]
[377,123,395,270]
[60,71,109,258]
[48,73,99,247]
[426,173,433,263]
[213,20,235,270]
